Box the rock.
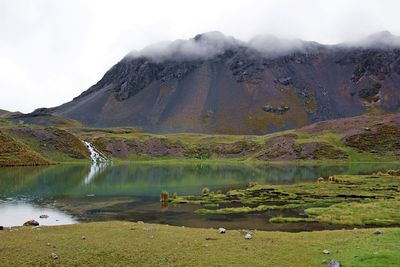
[137,221,144,224]
[81,236,86,240]
[218,227,226,234]
[263,105,273,112]
[51,253,59,260]
[277,76,292,85]
[244,233,252,240]
[0,226,3,230]
[23,220,39,226]
[373,229,383,235]
[39,214,49,219]
[328,260,340,267]
[322,250,330,254]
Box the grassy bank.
[1,221,399,266]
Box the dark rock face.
[48,33,400,134]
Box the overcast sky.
[1,0,399,113]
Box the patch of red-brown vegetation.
[343,124,400,155]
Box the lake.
[1,162,399,230]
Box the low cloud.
[127,31,316,62]
[341,31,400,49]
[128,30,400,63]
[128,31,242,62]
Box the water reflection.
[0,162,399,228]
[83,162,110,185]
[0,200,77,227]
[1,162,400,200]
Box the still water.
[0,162,399,230]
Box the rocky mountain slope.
[40,31,400,134]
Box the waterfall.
[83,141,109,185]
[83,141,107,163]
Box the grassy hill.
[0,113,399,166]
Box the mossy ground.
[172,172,400,226]
[1,222,399,267]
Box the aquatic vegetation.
[201,187,210,196]
[160,191,169,202]
[176,172,400,226]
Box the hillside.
[79,113,400,162]
[0,126,89,166]
[38,31,400,134]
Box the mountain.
[44,31,400,134]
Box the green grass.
[1,222,399,267]
[306,200,400,226]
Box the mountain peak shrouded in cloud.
[342,31,400,48]
[127,31,242,62]
[126,31,324,62]
[47,30,400,134]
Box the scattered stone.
[205,237,218,241]
[373,229,383,235]
[81,236,86,240]
[23,220,39,226]
[39,215,49,219]
[322,250,330,254]
[137,221,144,224]
[143,227,157,231]
[277,76,292,85]
[364,127,371,131]
[218,227,226,234]
[317,177,325,183]
[263,104,290,114]
[328,260,340,267]
[86,194,95,197]
[244,233,252,240]
[51,253,59,260]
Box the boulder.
[328,260,340,267]
[373,229,383,235]
[244,233,252,240]
[218,227,226,234]
[23,220,39,226]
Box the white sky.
[1,0,399,112]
